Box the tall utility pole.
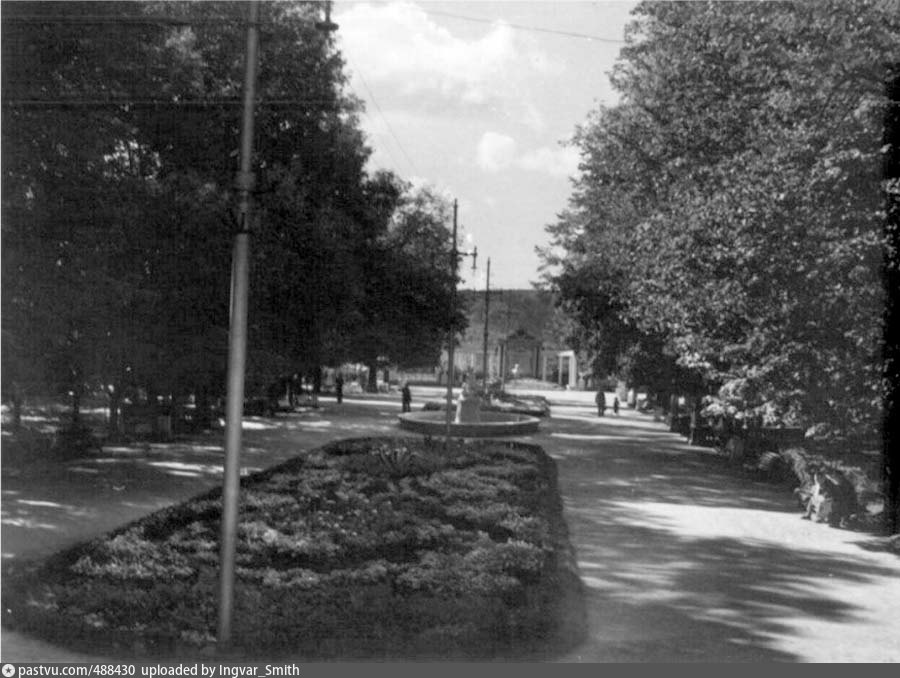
[500,303,512,391]
[218,0,259,651]
[216,2,338,648]
[444,201,458,438]
[482,258,491,393]
[444,201,477,437]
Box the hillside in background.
[458,289,566,351]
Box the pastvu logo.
[2,664,16,677]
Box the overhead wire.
[345,79,406,173]
[421,9,628,44]
[0,99,341,108]
[349,63,422,177]
[4,8,623,183]
[334,7,626,179]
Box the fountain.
[399,238,539,438]
[399,383,540,437]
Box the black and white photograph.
[2,0,899,665]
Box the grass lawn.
[2,437,585,660]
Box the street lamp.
[218,0,338,652]
[315,0,338,32]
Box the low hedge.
[2,437,585,659]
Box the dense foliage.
[1,438,584,658]
[345,175,462,390]
[1,1,461,417]
[542,0,898,436]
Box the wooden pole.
[445,200,458,438]
[482,258,490,393]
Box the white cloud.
[517,145,581,177]
[475,133,580,178]
[336,2,556,126]
[476,132,517,172]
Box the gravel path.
[2,394,899,662]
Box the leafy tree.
[1,1,176,424]
[3,0,462,429]
[546,252,700,406]
[543,0,897,436]
[387,186,463,368]
[2,1,373,420]
[137,0,372,391]
[346,174,461,391]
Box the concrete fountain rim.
[397,410,540,437]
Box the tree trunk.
[312,366,322,395]
[11,382,22,431]
[107,387,121,437]
[668,394,679,431]
[70,388,81,426]
[195,387,212,430]
[366,360,378,393]
[886,432,900,535]
[883,66,900,535]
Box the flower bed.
[484,393,551,417]
[422,393,550,417]
[2,437,584,659]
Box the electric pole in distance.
[444,200,476,438]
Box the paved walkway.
[2,393,899,661]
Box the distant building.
[444,288,590,389]
[502,328,542,379]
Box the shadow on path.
[534,407,900,662]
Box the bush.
[2,437,585,659]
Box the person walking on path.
[596,389,606,417]
[612,396,620,416]
[335,373,343,404]
[401,382,412,413]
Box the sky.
[332,0,638,289]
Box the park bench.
[669,413,692,436]
[53,423,105,456]
[121,402,173,440]
[688,420,719,446]
[745,426,806,452]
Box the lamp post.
[217,0,259,650]
[217,0,337,651]
[444,200,477,438]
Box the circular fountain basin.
[398,410,540,437]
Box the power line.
[352,67,421,177]
[346,82,405,173]
[1,15,232,26]
[422,9,627,44]
[1,99,336,108]
[3,9,627,42]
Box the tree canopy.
[353,177,461,370]
[542,0,898,435]
[2,1,462,413]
